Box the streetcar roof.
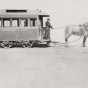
[0,9,50,18]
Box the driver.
[45,18,53,40]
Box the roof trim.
[0,9,50,17]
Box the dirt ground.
[0,45,88,88]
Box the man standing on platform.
[45,18,53,40]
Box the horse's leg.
[65,34,71,47]
[65,37,68,43]
[83,36,87,47]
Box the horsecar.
[0,9,50,48]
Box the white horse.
[65,24,88,47]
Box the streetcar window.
[43,17,49,27]
[12,19,18,27]
[39,16,50,27]
[4,18,10,27]
[20,19,25,27]
[20,18,28,27]
[30,18,36,27]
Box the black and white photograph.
[0,0,88,88]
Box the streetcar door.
[39,15,50,40]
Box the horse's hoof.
[65,44,69,47]
[83,45,86,47]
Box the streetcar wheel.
[22,44,26,48]
[8,44,12,48]
[46,41,50,47]
[27,41,34,48]
[0,43,5,48]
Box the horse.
[65,24,88,47]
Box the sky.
[0,0,88,28]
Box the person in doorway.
[45,18,53,40]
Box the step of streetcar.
[39,39,51,44]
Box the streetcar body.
[0,9,50,47]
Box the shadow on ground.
[32,44,50,48]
